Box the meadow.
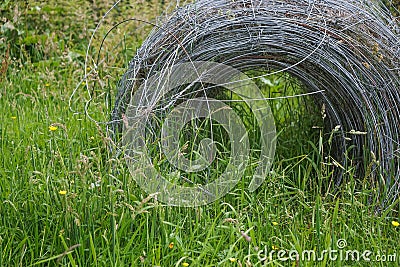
[0,1,399,266]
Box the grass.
[1,1,399,266]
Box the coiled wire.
[111,0,400,210]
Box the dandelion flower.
[182,262,189,267]
[59,190,67,195]
[272,221,278,226]
[392,221,399,227]
[168,242,174,249]
[229,258,236,262]
[49,125,58,131]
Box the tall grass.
[0,1,399,266]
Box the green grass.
[1,1,399,266]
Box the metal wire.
[111,0,400,210]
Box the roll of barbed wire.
[111,0,400,210]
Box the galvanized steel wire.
[111,0,400,210]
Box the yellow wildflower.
[392,221,399,227]
[182,263,189,267]
[272,245,279,250]
[59,190,67,195]
[45,83,50,87]
[49,125,58,131]
[168,242,174,249]
[11,116,17,120]
[229,258,236,262]
[272,221,278,226]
